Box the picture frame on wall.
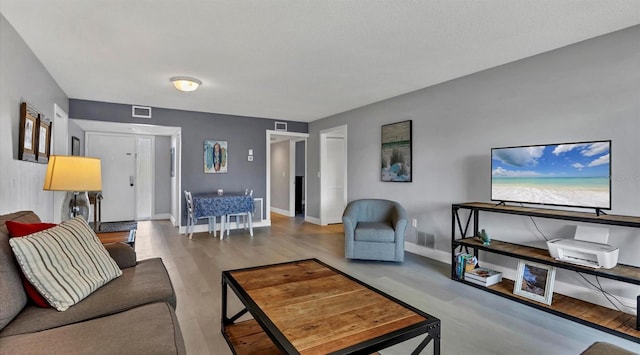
[204,140,228,173]
[36,116,52,164]
[381,120,412,182]
[19,102,39,163]
[513,260,556,305]
[71,136,81,156]
[170,147,175,177]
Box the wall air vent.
[274,121,287,131]
[132,106,152,118]
[252,198,264,223]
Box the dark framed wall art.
[19,103,38,162]
[381,120,412,182]
[36,116,52,163]
[71,136,81,156]
[19,102,50,164]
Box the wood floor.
[134,214,640,355]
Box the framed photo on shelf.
[36,116,52,163]
[18,102,38,162]
[513,260,556,305]
[381,120,412,182]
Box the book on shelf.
[454,252,477,279]
[463,267,502,287]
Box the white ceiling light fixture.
[170,76,202,92]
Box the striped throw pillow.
[9,217,122,311]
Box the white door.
[135,136,154,220]
[87,133,136,222]
[321,126,347,225]
[51,105,68,223]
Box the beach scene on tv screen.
[491,141,610,208]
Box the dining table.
[192,192,255,237]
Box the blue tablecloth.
[192,193,255,218]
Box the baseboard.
[271,207,291,217]
[169,215,177,226]
[405,242,451,264]
[404,242,637,315]
[152,213,171,220]
[178,219,271,235]
[304,216,321,225]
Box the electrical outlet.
[412,218,417,228]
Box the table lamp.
[43,155,102,221]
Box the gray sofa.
[0,211,185,354]
[342,199,408,262]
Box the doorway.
[266,130,309,223]
[73,119,181,225]
[320,125,347,225]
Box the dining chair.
[224,189,254,237]
[185,190,219,239]
[184,190,196,239]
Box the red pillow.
[6,221,57,308]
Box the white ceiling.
[2,1,639,122]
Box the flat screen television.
[491,140,611,211]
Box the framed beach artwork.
[381,120,412,182]
[204,140,227,174]
[513,260,556,305]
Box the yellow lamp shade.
[43,156,102,192]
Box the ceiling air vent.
[132,106,152,118]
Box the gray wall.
[0,14,69,218]
[69,99,308,225]
[154,136,171,215]
[307,26,640,295]
[271,141,290,211]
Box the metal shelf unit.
[451,202,640,343]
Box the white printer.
[546,225,619,269]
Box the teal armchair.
[342,199,408,262]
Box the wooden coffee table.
[96,230,136,249]
[221,259,441,354]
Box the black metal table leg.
[410,322,440,355]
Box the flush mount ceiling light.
[170,76,202,92]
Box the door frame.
[135,135,155,220]
[51,104,69,223]
[289,138,306,217]
[72,119,181,225]
[266,130,309,224]
[320,125,348,226]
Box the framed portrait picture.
[204,140,227,174]
[18,102,38,162]
[71,136,81,156]
[381,120,412,182]
[36,116,52,164]
[513,260,556,305]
